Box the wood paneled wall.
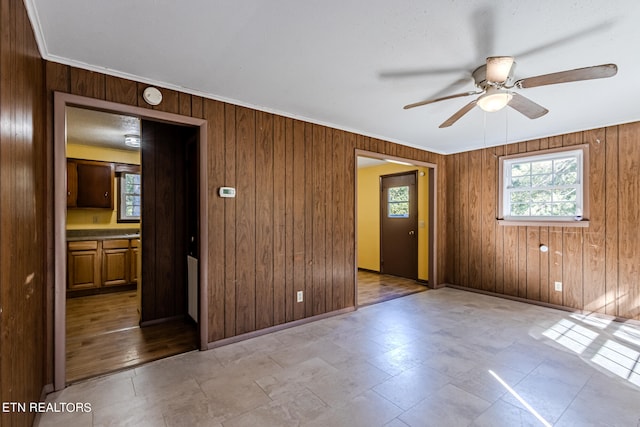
[44,63,447,344]
[0,0,47,425]
[445,123,640,320]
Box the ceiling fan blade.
[404,91,481,110]
[486,56,514,83]
[439,100,478,128]
[515,63,617,89]
[508,93,549,119]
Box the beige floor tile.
[223,389,327,427]
[372,364,451,410]
[399,383,492,426]
[303,390,402,427]
[36,287,640,427]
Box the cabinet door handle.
[104,192,109,198]
[67,191,71,196]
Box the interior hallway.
[42,287,640,426]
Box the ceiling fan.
[403,56,618,128]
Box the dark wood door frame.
[354,150,438,307]
[53,92,209,391]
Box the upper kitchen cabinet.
[67,159,115,209]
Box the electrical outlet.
[296,291,304,303]
[555,281,562,292]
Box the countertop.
[66,229,140,242]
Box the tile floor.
[37,288,640,427]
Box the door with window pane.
[380,171,418,279]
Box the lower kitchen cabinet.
[67,237,139,294]
[102,239,130,287]
[67,240,100,290]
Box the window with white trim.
[499,146,588,222]
[118,172,141,222]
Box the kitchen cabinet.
[67,159,114,209]
[67,240,100,290]
[101,239,130,287]
[67,236,139,294]
[130,238,139,285]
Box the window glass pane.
[120,172,141,221]
[388,202,409,218]
[511,176,531,188]
[388,185,410,218]
[510,203,530,216]
[554,158,576,174]
[553,171,578,185]
[531,190,552,203]
[531,174,552,187]
[511,163,530,177]
[388,186,409,202]
[553,188,576,201]
[531,203,553,216]
[531,160,552,175]
[510,191,529,203]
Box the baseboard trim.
[207,307,356,350]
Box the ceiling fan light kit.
[404,56,618,128]
[485,56,515,83]
[477,87,513,112]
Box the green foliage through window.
[119,172,141,221]
[502,148,584,220]
[388,186,410,218]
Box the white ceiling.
[66,107,140,151]
[27,0,640,154]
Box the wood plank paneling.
[344,133,356,307]
[445,121,640,321]
[205,98,225,341]
[617,122,640,319]
[1,0,47,424]
[223,103,237,338]
[105,75,137,106]
[273,115,286,325]
[255,111,274,329]
[583,129,606,313]
[332,130,345,311]
[468,150,482,288]
[292,120,306,320]
[604,126,619,316]
[480,149,496,292]
[234,107,256,334]
[312,124,326,315]
[70,68,105,99]
[284,118,295,321]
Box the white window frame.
[498,144,589,226]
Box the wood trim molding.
[53,91,209,390]
[207,307,356,349]
[354,149,438,293]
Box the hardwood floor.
[357,269,427,306]
[66,290,197,383]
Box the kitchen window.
[498,145,589,226]
[118,172,141,222]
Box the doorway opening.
[54,93,208,390]
[355,152,436,306]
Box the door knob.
[408,230,415,236]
